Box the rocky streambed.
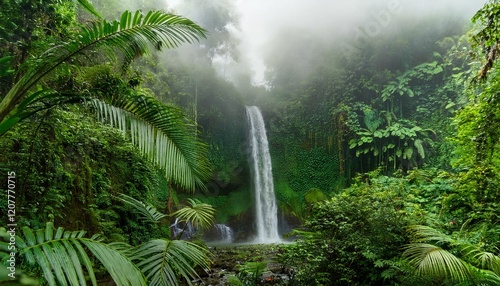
[191,244,294,286]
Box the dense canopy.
[1,0,499,285]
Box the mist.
[167,0,486,86]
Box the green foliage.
[471,0,500,79]
[403,224,500,285]
[226,274,245,286]
[303,188,327,205]
[276,169,464,285]
[0,7,210,192]
[92,88,211,192]
[172,199,216,231]
[275,181,305,219]
[199,188,252,223]
[116,194,167,223]
[452,60,500,225]
[0,8,206,126]
[132,239,211,286]
[236,261,267,286]
[0,222,146,286]
[278,176,413,285]
[0,107,160,233]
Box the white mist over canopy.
[168,0,486,85]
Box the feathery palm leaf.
[0,222,145,286]
[406,224,455,244]
[403,225,500,285]
[403,243,471,282]
[172,199,215,230]
[0,9,206,126]
[0,9,209,190]
[132,238,211,286]
[116,194,167,223]
[2,86,211,191]
[92,91,211,191]
[462,244,500,275]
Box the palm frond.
[403,243,471,282]
[92,92,211,191]
[82,238,146,286]
[116,194,167,223]
[462,244,500,275]
[406,225,455,244]
[0,9,206,129]
[172,199,215,230]
[3,222,145,286]
[132,238,211,286]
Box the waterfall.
[170,218,195,240]
[214,224,234,243]
[246,106,281,243]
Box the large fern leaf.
[0,9,206,127]
[403,243,471,282]
[172,198,215,230]
[92,91,211,191]
[1,222,146,286]
[116,194,167,223]
[132,239,211,286]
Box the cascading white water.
[170,218,195,240]
[214,224,234,243]
[246,106,281,243]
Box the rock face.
[190,244,293,286]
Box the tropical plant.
[381,61,444,117]
[132,238,211,286]
[403,224,500,285]
[115,194,214,285]
[237,261,267,286]
[2,194,215,286]
[277,172,427,286]
[348,106,435,172]
[116,194,167,224]
[0,223,146,286]
[172,198,216,231]
[0,7,210,191]
[471,0,500,80]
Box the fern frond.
[12,222,145,286]
[132,239,211,286]
[92,93,211,191]
[403,243,471,282]
[172,199,215,230]
[116,194,167,223]
[0,9,206,130]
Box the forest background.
[1,0,500,285]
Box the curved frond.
[462,244,500,275]
[406,225,455,244]
[172,199,215,230]
[91,93,211,191]
[116,194,167,223]
[10,222,145,286]
[132,239,211,286]
[82,239,146,286]
[403,243,471,282]
[0,9,206,129]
